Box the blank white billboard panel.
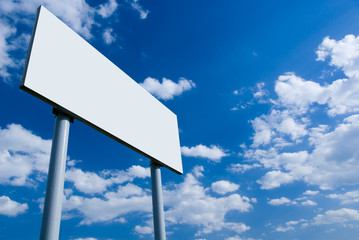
[21,6,182,174]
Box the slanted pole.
[150,161,166,240]
[40,109,71,240]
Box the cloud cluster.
[140,77,196,100]
[65,165,150,194]
[63,165,253,237]
[243,34,359,190]
[0,121,252,238]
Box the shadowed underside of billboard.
[21,6,182,174]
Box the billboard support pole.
[150,161,166,240]
[40,109,72,240]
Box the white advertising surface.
[21,6,182,174]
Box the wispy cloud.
[128,0,149,19]
[102,28,116,45]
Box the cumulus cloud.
[316,34,359,78]
[140,77,196,100]
[211,180,239,195]
[0,124,51,186]
[268,197,292,206]
[251,110,308,147]
[275,72,359,116]
[303,190,319,196]
[313,208,359,225]
[66,165,150,194]
[0,196,28,217]
[66,168,111,194]
[181,144,229,162]
[328,190,359,204]
[301,200,317,206]
[63,183,152,225]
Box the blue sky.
[2,0,359,239]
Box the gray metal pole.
[40,110,71,240]
[150,161,166,240]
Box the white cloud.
[275,219,308,232]
[0,124,51,186]
[275,225,294,232]
[181,144,229,162]
[66,168,111,194]
[306,114,359,189]
[66,165,150,194]
[62,166,253,236]
[63,184,152,225]
[97,0,118,18]
[0,196,28,217]
[163,167,253,236]
[102,28,116,45]
[140,77,196,100]
[253,82,268,103]
[225,236,242,240]
[245,35,359,190]
[248,115,359,190]
[249,114,359,191]
[316,35,359,78]
[0,19,16,80]
[103,165,150,184]
[301,200,317,206]
[268,197,292,206]
[313,208,359,225]
[73,238,97,240]
[328,190,359,204]
[275,73,325,113]
[211,180,239,195]
[275,72,359,116]
[303,190,319,196]
[134,225,153,235]
[251,109,308,147]
[258,171,296,190]
[128,0,149,19]
[227,163,261,173]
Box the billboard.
[21,6,183,174]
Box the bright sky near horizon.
[2,0,359,240]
